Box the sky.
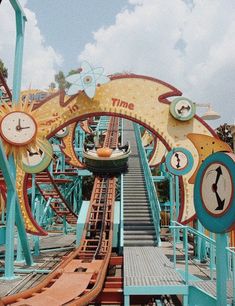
[0,0,235,126]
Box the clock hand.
[16,119,22,131]
[20,126,30,130]
[215,166,222,185]
[177,105,191,115]
[174,153,181,168]
[214,189,225,211]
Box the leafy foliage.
[215,123,233,150]
[0,58,8,79]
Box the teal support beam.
[119,174,124,253]
[76,201,89,246]
[15,232,24,263]
[9,0,27,104]
[1,1,31,279]
[0,141,33,278]
[33,199,40,256]
[216,233,227,306]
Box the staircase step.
[124,240,156,246]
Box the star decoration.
[65,61,110,98]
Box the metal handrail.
[134,124,161,245]
[170,221,216,282]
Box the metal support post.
[216,233,227,306]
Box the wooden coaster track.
[35,170,78,225]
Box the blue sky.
[26,0,132,73]
[0,0,235,126]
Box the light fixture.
[196,103,221,120]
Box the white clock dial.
[170,151,188,170]
[0,111,37,145]
[201,163,233,215]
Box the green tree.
[48,82,56,91]
[215,123,233,150]
[54,70,67,90]
[0,58,8,79]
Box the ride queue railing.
[134,124,161,245]
[226,247,235,304]
[170,221,216,285]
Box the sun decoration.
[0,98,54,172]
[65,61,110,98]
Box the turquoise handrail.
[134,124,161,245]
[170,221,216,282]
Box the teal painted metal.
[152,175,167,182]
[2,0,32,279]
[10,0,27,104]
[216,233,227,306]
[134,124,161,245]
[15,233,24,263]
[183,227,189,285]
[124,285,188,295]
[188,286,216,306]
[76,201,90,246]
[113,201,120,248]
[171,221,216,281]
[33,199,40,256]
[226,247,235,304]
[0,141,33,278]
[195,220,207,263]
[0,226,6,245]
[119,174,124,252]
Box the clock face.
[55,127,69,138]
[166,147,194,176]
[0,111,37,146]
[170,151,188,171]
[194,152,235,233]
[170,98,195,121]
[20,140,53,173]
[201,163,233,216]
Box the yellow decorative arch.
[15,74,230,234]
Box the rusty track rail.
[35,170,77,224]
[1,117,119,305]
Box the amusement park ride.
[1,1,235,306]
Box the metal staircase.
[123,120,157,246]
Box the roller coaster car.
[83,142,131,174]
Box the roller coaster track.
[2,117,119,305]
[35,170,78,225]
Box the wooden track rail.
[35,170,77,224]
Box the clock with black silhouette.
[194,152,235,233]
[20,140,53,174]
[166,147,194,176]
[170,97,196,121]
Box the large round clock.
[20,140,53,174]
[165,147,194,176]
[194,152,235,233]
[170,97,196,121]
[0,111,37,146]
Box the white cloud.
[0,0,62,90]
[79,0,235,126]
